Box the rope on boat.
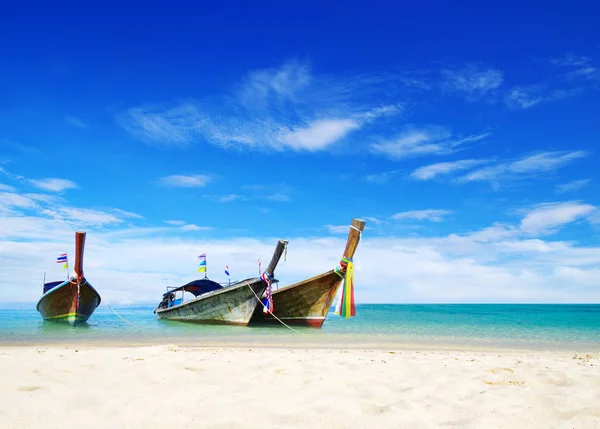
[106,303,138,328]
[245,281,304,335]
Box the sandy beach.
[1,344,599,429]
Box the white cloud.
[160,174,211,188]
[411,159,488,180]
[0,167,77,193]
[461,151,587,183]
[519,202,597,235]
[324,224,351,234]
[509,151,587,173]
[41,207,122,227]
[112,208,144,219]
[505,87,543,109]
[30,178,78,192]
[3,192,600,304]
[206,184,293,204]
[370,126,489,159]
[505,86,582,109]
[0,183,15,192]
[118,60,403,152]
[118,104,203,148]
[391,209,452,222]
[550,54,600,82]
[181,224,212,232]
[218,194,242,203]
[0,192,38,209]
[238,59,311,106]
[556,179,591,194]
[364,216,384,225]
[164,220,186,226]
[442,65,504,101]
[550,54,591,68]
[24,193,65,204]
[279,118,360,151]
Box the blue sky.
[1,1,599,304]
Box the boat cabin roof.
[43,280,65,294]
[169,278,223,296]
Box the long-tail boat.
[154,239,288,326]
[36,231,101,324]
[250,218,365,328]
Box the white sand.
[1,345,599,428]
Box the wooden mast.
[264,239,289,278]
[74,231,86,281]
[341,218,366,259]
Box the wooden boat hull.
[251,270,341,328]
[250,218,366,328]
[155,279,267,326]
[36,279,101,325]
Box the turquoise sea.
[1,304,599,350]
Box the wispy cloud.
[112,208,144,219]
[164,220,186,226]
[0,192,38,209]
[324,224,351,234]
[364,216,384,225]
[519,201,597,235]
[238,58,311,107]
[3,189,600,304]
[65,115,88,129]
[505,85,582,109]
[461,151,587,183]
[217,194,242,203]
[365,170,401,184]
[29,178,78,192]
[40,207,123,227]
[442,64,504,101]
[555,179,591,194]
[391,209,452,222]
[370,126,489,160]
[118,60,403,152]
[0,167,77,193]
[509,151,587,173]
[0,139,41,155]
[181,224,212,232]
[551,53,600,83]
[411,159,488,180]
[266,193,292,202]
[206,183,293,203]
[159,174,211,188]
[0,183,15,192]
[279,118,360,151]
[550,54,591,68]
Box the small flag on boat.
[198,253,207,273]
[56,254,68,271]
[224,265,229,276]
[257,257,261,273]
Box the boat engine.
[156,291,175,310]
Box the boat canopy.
[43,280,64,294]
[170,279,223,296]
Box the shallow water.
[1,304,599,350]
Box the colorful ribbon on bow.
[261,271,274,314]
[334,256,356,317]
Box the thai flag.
[224,265,229,276]
[56,254,67,263]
